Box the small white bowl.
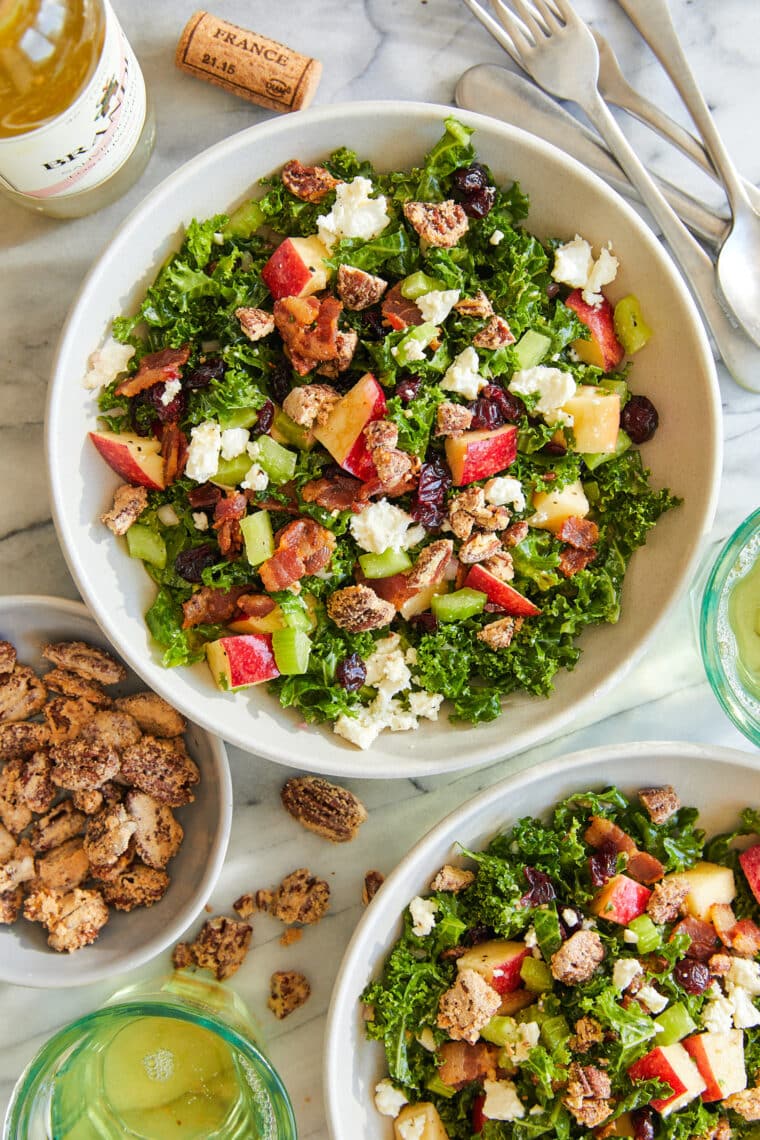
[324,740,760,1139]
[47,101,721,778]
[0,595,232,988]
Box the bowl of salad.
[47,102,721,777]
[324,741,760,1139]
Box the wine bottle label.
[0,1,147,199]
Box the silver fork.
[487,0,760,392]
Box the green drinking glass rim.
[4,998,297,1140]
[699,506,760,748]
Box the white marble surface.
[0,0,759,1136]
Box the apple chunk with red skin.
[464,565,540,618]
[261,234,331,300]
[445,424,518,487]
[683,1030,747,1102]
[205,634,279,692]
[590,873,651,925]
[739,844,760,906]
[313,372,386,479]
[456,939,529,995]
[628,1044,706,1115]
[565,289,625,371]
[89,430,165,490]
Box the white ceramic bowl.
[324,740,760,1138]
[0,595,232,988]
[47,101,721,778]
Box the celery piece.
[240,511,274,567]
[394,322,438,367]
[271,409,315,451]
[540,1015,570,1052]
[481,1016,518,1047]
[222,199,265,239]
[614,294,653,354]
[212,453,252,487]
[359,548,413,579]
[627,914,660,954]
[520,957,554,994]
[599,378,629,401]
[583,429,632,471]
[219,407,260,430]
[254,435,297,484]
[514,330,551,370]
[583,480,600,505]
[272,629,312,675]
[126,524,166,569]
[431,588,487,623]
[425,1075,457,1099]
[653,1002,697,1046]
[400,271,448,300]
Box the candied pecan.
[0,758,33,833]
[24,886,109,953]
[301,472,369,513]
[100,483,148,536]
[337,264,388,310]
[187,915,253,980]
[233,892,256,920]
[43,668,112,708]
[114,692,186,738]
[564,1062,612,1128]
[570,1016,603,1054]
[44,697,96,743]
[472,314,515,349]
[172,941,194,969]
[181,585,252,629]
[407,540,453,591]
[0,823,15,861]
[281,775,367,842]
[364,420,399,452]
[372,446,414,491]
[235,306,275,342]
[430,865,475,892]
[160,422,188,485]
[115,345,190,398]
[723,1089,760,1122]
[125,789,183,869]
[502,520,529,547]
[99,864,170,911]
[647,878,688,924]
[259,518,336,592]
[482,550,514,582]
[0,840,35,893]
[437,968,501,1044]
[30,800,86,853]
[381,282,424,331]
[327,585,395,633]
[83,804,137,873]
[638,786,680,824]
[458,532,502,564]
[20,751,56,814]
[435,401,473,438]
[559,547,598,577]
[455,290,493,319]
[477,616,521,651]
[551,930,605,985]
[558,516,599,550]
[0,665,47,723]
[317,329,359,377]
[34,837,89,893]
[42,641,127,686]
[50,738,120,792]
[282,383,341,429]
[0,887,22,924]
[403,200,469,248]
[120,736,200,807]
[80,709,141,751]
[268,970,311,1019]
[270,868,330,925]
[0,641,16,675]
[362,870,385,904]
[281,158,339,203]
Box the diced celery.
[627,914,661,954]
[394,322,438,367]
[400,271,448,300]
[481,1016,518,1047]
[219,407,260,430]
[515,1004,543,1025]
[654,1002,697,1046]
[496,1048,517,1074]
[280,593,316,632]
[583,480,600,505]
[222,199,265,239]
[614,294,653,355]
[272,629,312,675]
[240,511,274,567]
[271,409,315,451]
[359,548,413,579]
[431,588,486,623]
[425,1075,457,1099]
[599,378,629,401]
[514,329,551,370]
[520,957,554,994]
[126,524,166,569]
[540,1015,570,1052]
[212,453,252,487]
[253,435,297,484]
[583,429,632,471]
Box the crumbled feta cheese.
[317,177,390,250]
[365,636,412,704]
[192,511,210,532]
[552,234,594,288]
[159,377,182,406]
[212,231,225,245]
[416,289,460,325]
[349,499,425,554]
[157,504,180,527]
[623,929,639,943]
[407,690,444,720]
[220,427,250,460]
[508,365,576,426]
[490,229,505,246]
[728,958,760,996]
[83,337,135,390]
[525,926,538,949]
[612,958,643,992]
[405,647,418,666]
[529,1106,545,1116]
[702,986,735,1034]
[333,704,386,750]
[391,338,427,362]
[240,463,269,492]
[397,1117,425,1140]
[482,1079,526,1122]
[727,983,760,1029]
[409,896,438,937]
[416,1027,437,1052]
[441,346,485,401]
[583,245,619,306]
[636,984,668,1014]
[185,420,221,483]
[374,1078,408,1117]
[561,908,577,926]
[484,476,525,511]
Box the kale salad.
[364,785,760,1140]
[87,117,679,749]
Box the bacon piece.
[381,282,424,331]
[235,594,277,619]
[730,918,760,958]
[437,1041,498,1089]
[558,516,600,550]
[585,815,664,884]
[627,850,666,885]
[301,472,369,512]
[559,547,597,578]
[181,585,252,629]
[711,903,737,946]
[274,296,342,376]
[161,423,188,485]
[259,519,336,593]
[213,491,247,558]
[115,345,190,398]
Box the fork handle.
[583,90,760,391]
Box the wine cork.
[176,12,322,113]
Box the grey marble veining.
[1,1,759,1136]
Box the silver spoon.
[615,0,760,349]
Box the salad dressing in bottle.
[0,0,155,216]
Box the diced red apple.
[313,372,386,479]
[445,424,518,486]
[394,1103,449,1140]
[228,609,286,635]
[565,289,625,371]
[739,845,760,906]
[261,234,331,300]
[683,1030,747,1102]
[205,634,279,691]
[457,939,529,995]
[562,385,621,454]
[665,862,736,922]
[628,1044,706,1115]
[89,430,165,490]
[463,565,540,617]
[528,479,589,534]
[590,874,651,925]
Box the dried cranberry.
[174,543,218,583]
[453,163,490,195]
[269,359,293,405]
[483,386,525,422]
[395,376,422,404]
[143,381,186,425]
[409,612,438,634]
[589,846,618,887]
[546,281,561,300]
[251,399,275,437]
[463,186,496,219]
[462,923,494,947]
[621,394,659,443]
[544,439,567,457]
[673,959,710,995]
[362,307,386,341]
[336,653,367,692]
[185,357,225,390]
[631,1108,656,1140]
[469,397,504,432]
[187,483,222,509]
[410,455,452,529]
[521,867,556,906]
